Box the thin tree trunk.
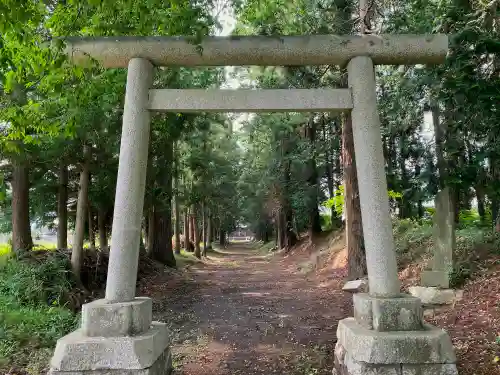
[219,228,225,247]
[202,202,207,256]
[72,145,90,280]
[282,140,298,249]
[189,209,195,244]
[277,209,285,250]
[88,204,95,251]
[173,146,181,254]
[306,118,322,237]
[57,163,68,250]
[147,208,154,255]
[183,209,190,250]
[11,160,33,256]
[207,209,213,249]
[98,208,108,249]
[193,207,201,258]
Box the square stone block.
[353,293,423,332]
[421,270,450,289]
[82,298,152,337]
[336,318,456,365]
[50,322,169,371]
[408,287,459,306]
[49,349,172,374]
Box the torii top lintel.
[65,34,448,68]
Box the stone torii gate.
[49,35,457,375]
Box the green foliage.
[320,214,332,231]
[323,188,402,218]
[0,296,77,371]
[323,185,344,217]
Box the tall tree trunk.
[323,118,336,221]
[173,146,181,254]
[151,207,176,267]
[476,187,486,223]
[219,228,225,247]
[207,209,213,249]
[277,209,285,250]
[88,204,95,251]
[306,118,322,236]
[334,0,366,280]
[57,163,68,250]
[193,206,201,258]
[343,111,367,280]
[282,139,298,249]
[147,208,154,255]
[98,208,108,249]
[72,145,90,280]
[398,137,412,218]
[183,209,190,250]
[11,160,33,255]
[202,202,207,256]
[189,209,195,244]
[150,140,176,267]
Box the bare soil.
[139,237,500,375]
[139,242,351,375]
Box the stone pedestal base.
[333,318,457,375]
[421,270,450,289]
[49,348,172,375]
[409,286,463,306]
[49,298,172,375]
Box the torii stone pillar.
[333,56,457,375]
[49,58,172,375]
[49,34,456,375]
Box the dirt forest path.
[139,242,351,375]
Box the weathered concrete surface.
[353,293,423,332]
[423,188,455,288]
[148,89,353,113]
[347,56,400,297]
[336,318,456,364]
[50,322,169,371]
[408,286,462,306]
[49,349,172,375]
[106,58,153,303]
[343,279,368,293]
[82,298,152,337]
[64,34,449,68]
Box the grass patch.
[0,255,77,373]
[254,240,277,254]
[174,249,204,268]
[0,296,78,373]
